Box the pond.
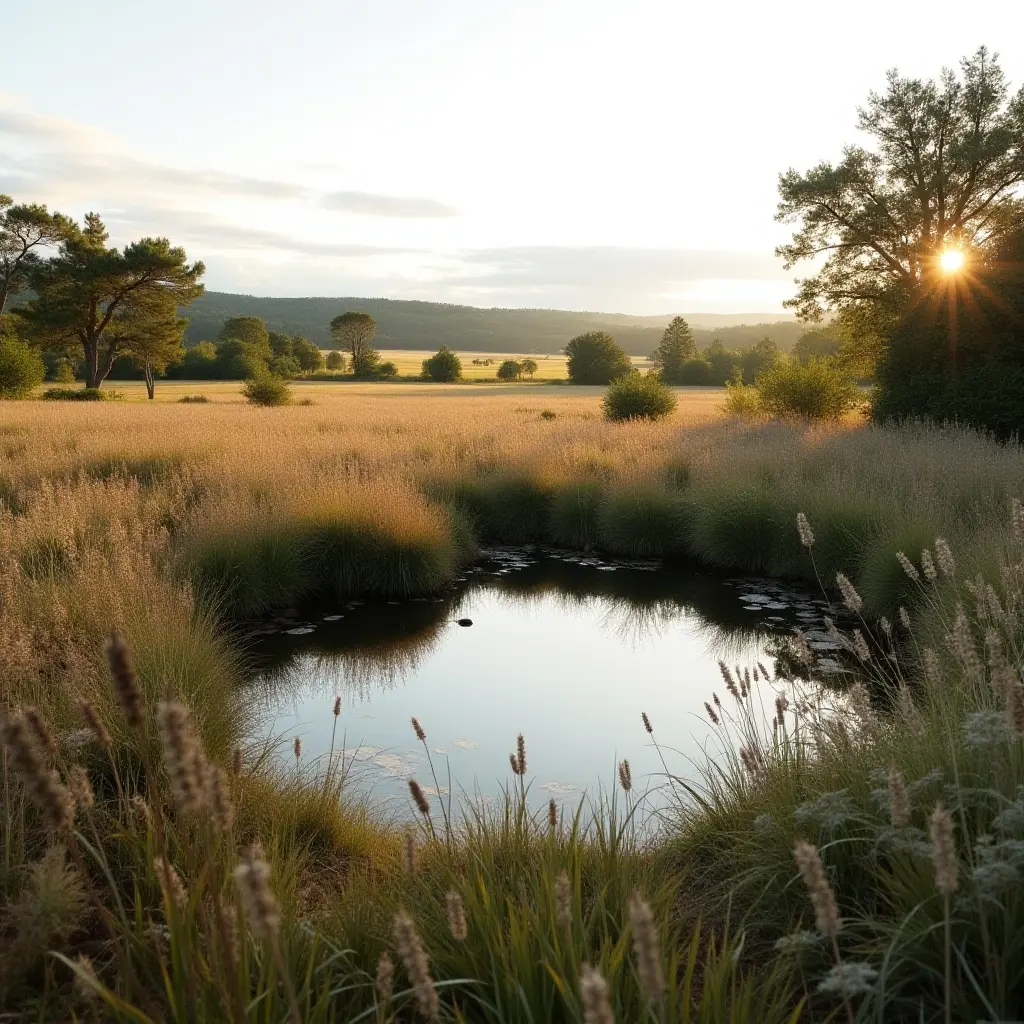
[243,549,842,817]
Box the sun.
[939,249,966,273]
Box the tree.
[520,358,538,378]
[178,341,217,379]
[0,320,45,398]
[564,331,631,385]
[777,48,1024,325]
[219,316,271,358]
[705,339,738,385]
[329,311,379,377]
[268,331,293,358]
[0,195,70,315]
[422,346,462,382]
[496,359,522,381]
[111,291,188,399]
[652,316,697,383]
[793,328,842,363]
[291,335,324,373]
[19,213,203,389]
[739,337,779,384]
[325,350,345,371]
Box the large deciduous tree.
[111,291,188,399]
[776,47,1024,324]
[19,213,204,389]
[0,195,70,315]
[565,331,631,385]
[330,311,380,377]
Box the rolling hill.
[183,293,805,355]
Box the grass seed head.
[896,551,920,582]
[641,711,653,734]
[796,511,815,548]
[76,701,112,750]
[446,889,468,940]
[332,696,341,717]
[628,891,665,1005]
[106,631,144,730]
[888,765,909,827]
[155,857,188,910]
[156,702,207,815]
[69,765,94,812]
[516,733,527,774]
[548,797,558,830]
[794,839,840,939]
[704,701,720,725]
[234,851,280,941]
[618,759,632,792]
[0,712,74,833]
[408,779,431,816]
[580,963,614,1024]
[402,828,417,875]
[375,951,394,1006]
[293,736,301,761]
[934,537,956,578]
[207,763,235,832]
[24,707,58,762]
[835,573,863,614]
[555,870,572,931]
[921,548,937,582]
[929,803,958,895]
[393,910,439,1022]
[232,747,243,777]
[411,716,426,741]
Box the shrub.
[325,350,345,371]
[496,359,522,381]
[754,357,859,420]
[242,373,292,406]
[0,335,45,399]
[565,331,632,385]
[177,394,210,404]
[602,372,677,421]
[41,387,116,401]
[375,360,398,379]
[292,336,325,373]
[268,354,301,378]
[421,346,463,382]
[677,358,711,385]
[722,379,762,418]
[540,409,557,420]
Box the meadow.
[3,385,1024,1021]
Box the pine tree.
[654,316,696,384]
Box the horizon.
[3,1,1020,315]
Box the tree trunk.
[145,360,155,400]
[84,338,102,389]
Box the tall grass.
[4,392,1024,1017]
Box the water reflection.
[243,549,835,812]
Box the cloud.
[321,190,459,218]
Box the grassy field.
[3,389,1024,1020]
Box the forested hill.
[183,292,803,355]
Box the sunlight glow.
[939,249,966,273]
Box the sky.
[1,0,1021,315]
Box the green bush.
[722,379,762,418]
[677,358,711,385]
[41,387,117,401]
[0,335,45,399]
[496,359,522,381]
[565,331,632,385]
[242,373,292,406]
[325,350,345,371]
[421,346,463,382]
[754,357,859,420]
[177,394,209,404]
[602,372,677,421]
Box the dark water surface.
[243,549,839,815]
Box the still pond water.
[244,549,840,816]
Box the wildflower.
[934,538,955,578]
[929,804,958,895]
[628,891,665,1005]
[835,573,863,614]
[393,910,439,1022]
[816,962,878,998]
[0,712,74,833]
[408,779,431,817]
[446,890,468,940]
[402,828,417,875]
[411,716,426,741]
[793,839,841,939]
[580,963,614,1024]
[375,952,394,1007]
[106,632,144,730]
[76,701,112,749]
[234,849,280,940]
[156,702,207,815]
[896,551,920,582]
[921,549,937,582]
[555,870,572,931]
[618,759,632,793]
[641,711,653,733]
[69,766,94,811]
[888,766,909,828]
[796,512,815,548]
[704,701,720,725]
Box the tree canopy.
[112,290,188,399]
[565,331,632,385]
[18,213,204,388]
[777,48,1024,323]
[330,311,380,377]
[653,316,697,383]
[0,195,70,315]
[422,346,462,382]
